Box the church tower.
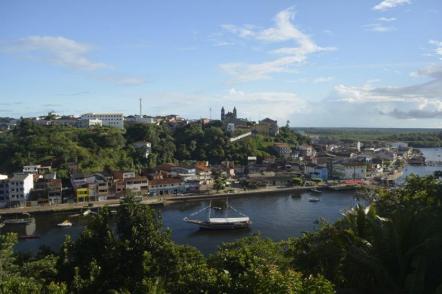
[221,106,225,121]
[233,107,237,119]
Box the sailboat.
[183,199,251,230]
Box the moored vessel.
[57,220,72,227]
[184,199,251,230]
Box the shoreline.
[0,184,360,216]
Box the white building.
[125,115,156,125]
[333,163,367,180]
[7,173,34,206]
[80,113,124,129]
[23,165,41,174]
[78,118,103,128]
[124,176,149,195]
[0,175,8,208]
[226,123,235,134]
[133,141,152,159]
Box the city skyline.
[0,0,441,127]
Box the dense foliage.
[0,176,441,293]
[0,121,307,177]
[0,195,334,293]
[300,127,442,147]
[0,120,134,178]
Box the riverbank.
[0,184,361,216]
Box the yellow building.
[76,187,89,202]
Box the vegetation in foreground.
[0,175,441,293]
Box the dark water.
[2,191,360,254]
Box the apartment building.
[80,113,124,129]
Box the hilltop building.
[80,113,124,129]
[254,118,279,137]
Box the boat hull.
[3,219,32,225]
[198,221,251,230]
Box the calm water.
[2,191,360,254]
[3,147,440,255]
[396,148,442,184]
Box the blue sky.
[0,0,441,127]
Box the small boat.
[3,213,33,225]
[57,220,72,227]
[83,209,93,216]
[184,199,251,230]
[309,188,322,194]
[309,197,320,203]
[19,235,41,240]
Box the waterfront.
[2,190,361,254]
[2,147,441,255]
[396,147,442,185]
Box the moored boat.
[184,199,251,230]
[309,197,320,203]
[309,188,322,194]
[57,220,72,227]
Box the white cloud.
[377,17,397,22]
[220,7,334,81]
[365,24,395,32]
[429,40,442,59]
[1,36,109,71]
[224,88,308,121]
[373,0,411,11]
[332,64,442,120]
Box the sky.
[0,0,441,128]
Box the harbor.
[1,189,362,254]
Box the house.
[254,118,279,137]
[32,178,63,205]
[23,165,52,175]
[148,178,185,196]
[7,173,34,207]
[304,164,329,181]
[332,162,367,180]
[125,115,156,125]
[272,143,292,158]
[132,141,152,159]
[113,171,136,180]
[78,118,102,128]
[125,176,149,195]
[47,179,63,204]
[80,113,124,129]
[298,144,316,158]
[0,175,8,208]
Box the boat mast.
[226,198,229,218]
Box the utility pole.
[139,98,142,117]
[209,107,212,120]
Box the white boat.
[309,197,320,203]
[83,209,93,216]
[57,220,72,227]
[184,199,251,230]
